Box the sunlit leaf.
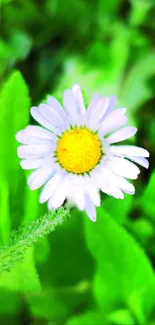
[84,207,155,322]
[0,248,41,293]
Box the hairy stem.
[0,207,70,273]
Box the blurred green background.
[1,0,155,324]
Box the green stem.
[0,207,69,273]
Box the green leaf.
[28,281,91,322]
[0,70,30,184]
[129,0,152,26]
[38,208,94,287]
[0,289,22,318]
[120,53,155,113]
[141,171,155,220]
[0,71,30,231]
[9,31,32,63]
[0,175,10,244]
[35,237,50,264]
[23,187,40,224]
[84,207,155,323]
[67,310,106,325]
[106,308,135,325]
[102,194,133,224]
[129,218,154,247]
[0,248,41,293]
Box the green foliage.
[84,207,155,324]
[0,207,69,273]
[141,171,155,220]
[0,71,30,242]
[0,248,41,293]
[0,71,30,180]
[0,0,155,322]
[106,308,135,325]
[120,53,155,113]
[28,281,91,322]
[102,194,133,224]
[0,289,22,321]
[67,310,106,325]
[0,176,10,244]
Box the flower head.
[16,84,149,221]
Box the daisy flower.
[16,84,149,222]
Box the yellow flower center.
[56,127,101,174]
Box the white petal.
[17,144,53,158]
[101,184,124,199]
[16,130,54,145]
[72,84,86,114]
[104,156,140,180]
[67,186,85,210]
[76,113,87,126]
[83,175,100,207]
[87,97,109,128]
[105,95,117,116]
[23,125,54,139]
[63,89,78,119]
[92,166,124,199]
[109,145,149,158]
[67,112,81,127]
[31,106,60,134]
[84,194,96,222]
[39,172,63,203]
[127,156,149,169]
[67,174,85,210]
[106,127,137,144]
[41,154,57,167]
[48,177,68,209]
[89,165,102,188]
[100,108,126,135]
[88,93,101,112]
[38,103,62,126]
[99,167,135,194]
[118,116,128,127]
[27,167,54,190]
[47,95,67,120]
[20,159,43,170]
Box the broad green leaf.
[23,187,40,224]
[0,175,10,243]
[28,281,91,322]
[0,289,22,318]
[141,171,155,220]
[27,209,94,321]
[0,71,30,229]
[84,207,155,323]
[38,208,94,287]
[67,310,106,325]
[129,218,154,247]
[35,237,50,264]
[106,308,135,325]
[0,70,30,185]
[102,194,133,224]
[67,308,136,325]
[0,248,41,293]
[127,289,155,325]
[29,288,68,321]
[120,53,155,113]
